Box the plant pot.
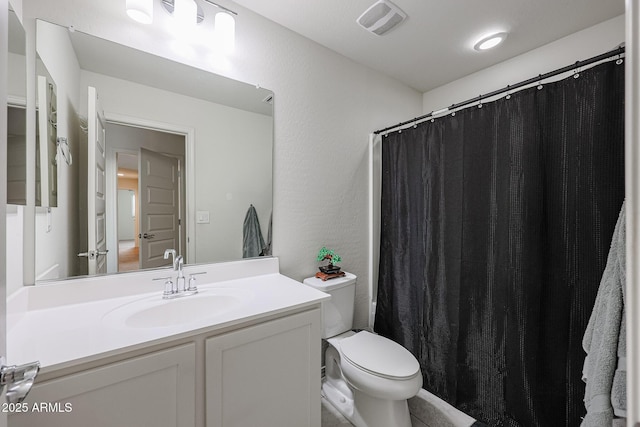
[319,264,341,274]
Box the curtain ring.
[573,61,580,79]
[616,46,624,65]
[537,75,543,90]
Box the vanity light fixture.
[473,32,508,51]
[159,0,238,52]
[126,0,154,24]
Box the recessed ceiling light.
[474,32,508,51]
[126,0,153,24]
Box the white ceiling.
[232,0,625,92]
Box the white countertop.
[7,258,329,373]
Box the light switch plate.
[196,211,210,224]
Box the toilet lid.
[339,331,420,379]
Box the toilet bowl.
[324,331,422,427]
[303,273,422,427]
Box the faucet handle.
[187,272,206,292]
[175,255,184,271]
[153,276,174,298]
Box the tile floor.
[321,396,351,426]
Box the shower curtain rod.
[374,45,625,135]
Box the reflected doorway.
[110,123,186,273]
[116,158,138,272]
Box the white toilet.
[303,273,422,427]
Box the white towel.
[581,200,626,426]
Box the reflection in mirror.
[7,105,26,204]
[7,8,26,205]
[33,20,274,283]
[35,64,58,207]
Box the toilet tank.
[303,273,357,338]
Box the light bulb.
[174,0,197,29]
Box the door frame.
[626,1,640,421]
[103,112,195,271]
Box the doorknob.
[142,233,155,239]
[78,249,109,259]
[0,358,40,403]
[78,251,95,260]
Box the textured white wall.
[22,0,423,327]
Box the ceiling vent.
[357,0,407,36]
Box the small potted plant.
[317,247,342,274]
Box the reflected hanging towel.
[581,200,626,426]
[243,205,265,258]
[262,212,272,256]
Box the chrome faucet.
[158,249,199,299]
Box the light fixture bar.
[161,0,204,22]
[201,0,237,16]
[160,0,237,21]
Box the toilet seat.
[339,331,420,380]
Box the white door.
[85,86,108,274]
[139,148,179,269]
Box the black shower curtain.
[375,60,625,426]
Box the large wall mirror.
[31,19,274,282]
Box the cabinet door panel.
[9,344,196,427]
[206,309,321,427]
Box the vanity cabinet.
[205,309,322,427]
[9,344,196,427]
[8,306,322,427]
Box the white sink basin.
[103,288,253,329]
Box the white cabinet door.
[206,309,322,427]
[9,344,196,427]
